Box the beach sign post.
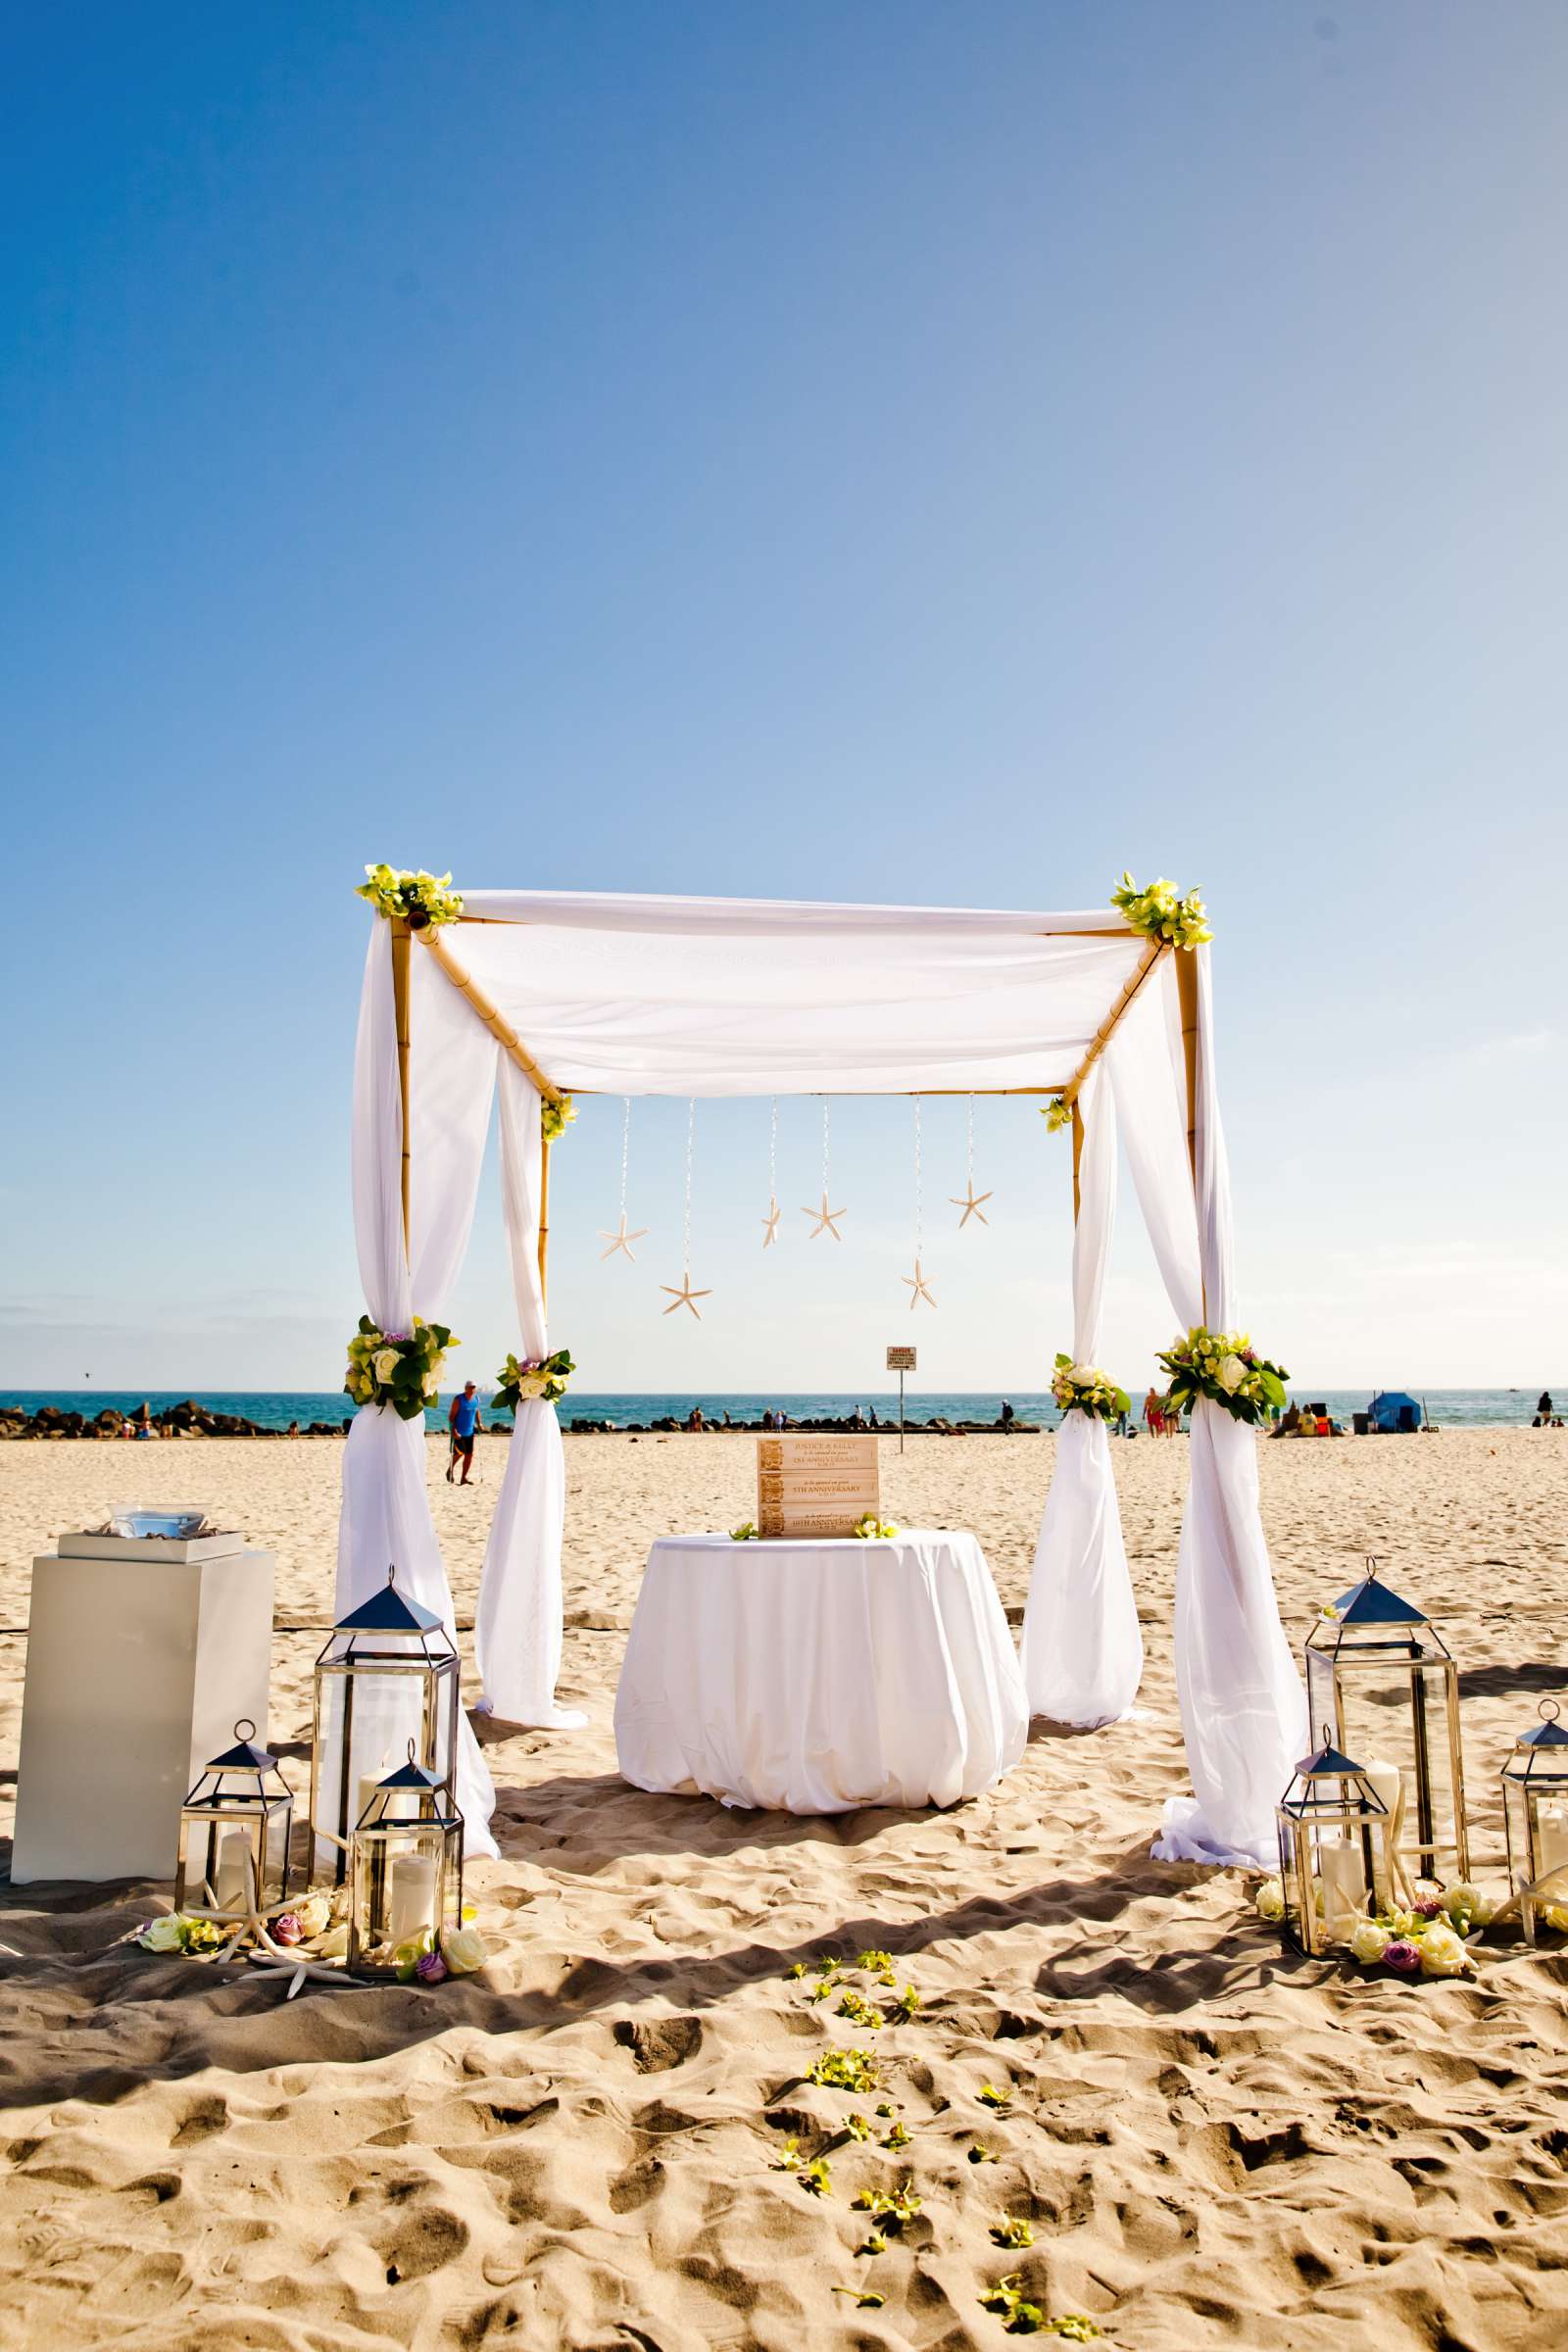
[886,1346,916,1451]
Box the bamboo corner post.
[538,1134,551,1312]
[1071,1101,1084,1225]
[390,917,413,1257]
[1174,948,1199,1187]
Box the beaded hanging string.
[903,1096,936,1306]
[803,1097,846,1239]
[760,1097,781,1249]
[951,1091,993,1227]
[660,1099,710,1317]
[598,1096,647,1260]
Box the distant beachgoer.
[447,1381,482,1484]
[1538,1392,1553,1422]
[686,1404,706,1433]
[286,1419,300,1438]
[1143,1387,1163,1439]
[1161,1394,1181,1436]
[1000,1398,1015,1428]
[761,1407,773,1430]
[851,1403,864,1429]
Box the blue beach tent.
[1368,1391,1423,1434]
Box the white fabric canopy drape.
[337,927,500,1857]
[473,1056,587,1729]
[1018,1062,1143,1726]
[1109,949,1307,1867]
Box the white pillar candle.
[1319,1838,1367,1938]
[387,1851,437,1945]
[1535,1802,1568,1887]
[356,1773,384,1831]
[1359,1759,1402,1898]
[214,1830,252,1911]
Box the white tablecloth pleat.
[613,1530,1027,1812]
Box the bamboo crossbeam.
[415,925,566,1107]
[390,917,413,1258]
[1055,937,1168,1114]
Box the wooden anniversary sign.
[756,1434,881,1540]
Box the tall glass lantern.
[348,1742,465,1977]
[1275,1730,1397,1957]
[1304,1558,1468,1883]
[175,1719,294,1919]
[311,1566,461,1885]
[1501,1698,1568,1945]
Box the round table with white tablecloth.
[612,1529,1028,1813]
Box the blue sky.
[3,1,1564,1396]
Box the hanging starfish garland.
[599,1213,647,1261]
[761,1198,781,1249]
[661,1272,711,1319]
[902,1257,937,1309]
[951,1182,992,1228]
[803,1191,847,1241]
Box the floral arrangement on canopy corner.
[1042,1095,1074,1135]
[493,1347,574,1409]
[1051,1354,1130,1423]
[345,1315,455,1418]
[1253,1874,1496,1981]
[1157,1327,1287,1426]
[541,1094,577,1143]
[356,863,465,928]
[1109,869,1212,950]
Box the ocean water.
[2,1387,1559,1434]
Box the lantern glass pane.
[1304,1642,1466,1882]
[310,1655,460,1880]
[349,1821,462,1974]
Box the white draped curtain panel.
[1109,949,1308,1867]
[1018,1061,1143,1727]
[339,889,1304,1873]
[337,926,500,1857]
[473,1055,587,1729]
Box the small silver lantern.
[1304,1557,1468,1883]
[1501,1698,1568,1945]
[311,1565,462,1885]
[175,1718,294,1919]
[347,1740,465,1977]
[1275,1728,1397,1957]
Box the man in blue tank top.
[446,1381,482,1484]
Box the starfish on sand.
[950,1183,993,1228]
[661,1272,711,1318]
[760,1198,781,1249]
[802,1192,847,1241]
[598,1214,648,1261]
[901,1257,937,1309]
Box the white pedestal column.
[12,1547,275,1884]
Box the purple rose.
[271,1912,304,1945]
[1382,1939,1422,1975]
[415,1948,448,1984]
[1412,1896,1443,1921]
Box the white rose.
[1253,1877,1285,1923]
[1417,1922,1471,1978]
[140,1914,185,1952]
[372,1347,401,1386]
[1349,1919,1391,1965]
[516,1370,547,1398]
[291,1892,332,1938]
[1069,1363,1097,1386]
[440,1925,488,1975]
[1217,1354,1249,1393]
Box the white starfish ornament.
[598,1214,648,1261]
[901,1257,937,1309]
[661,1272,711,1319]
[760,1197,781,1249]
[950,1183,992,1228]
[803,1191,847,1241]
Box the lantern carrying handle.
[1364,1555,1380,1581]
[234,1718,256,1741]
[1542,1698,1562,1724]
[407,1738,418,1766]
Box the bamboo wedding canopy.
[351,874,1305,1869]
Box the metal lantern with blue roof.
[175,1718,294,1919]
[310,1565,462,1886]
[1501,1698,1568,1945]
[1275,1729,1396,1957]
[347,1740,465,1976]
[1304,1557,1468,1883]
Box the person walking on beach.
[447,1381,482,1484]
[1143,1386,1164,1439]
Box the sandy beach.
[2,1427,1566,2350]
